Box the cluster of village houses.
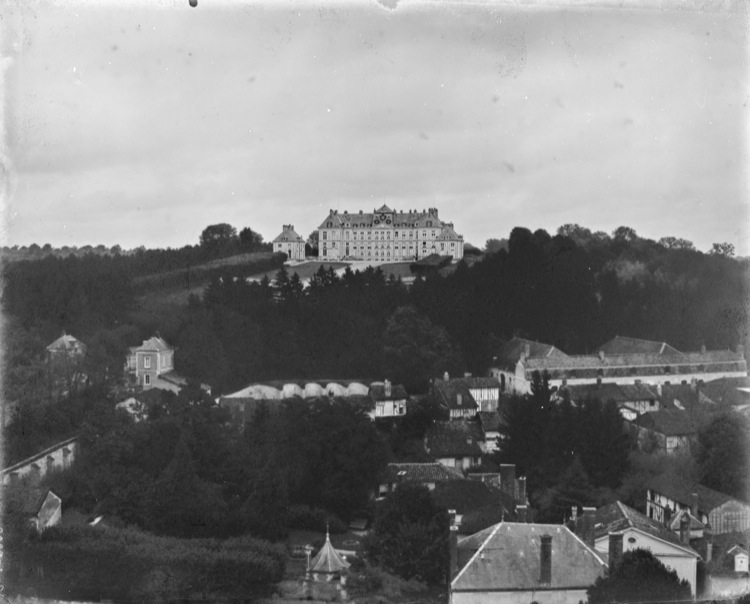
[5,331,750,600]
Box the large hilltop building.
[317,205,463,262]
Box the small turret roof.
[309,528,350,574]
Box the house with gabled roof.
[630,408,705,454]
[554,382,660,420]
[433,374,501,419]
[5,486,62,533]
[450,522,607,604]
[273,224,306,261]
[592,501,700,595]
[424,421,484,471]
[46,332,86,363]
[368,379,408,418]
[646,477,750,535]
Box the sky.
[1,0,748,254]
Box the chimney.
[599,350,605,361]
[736,343,743,356]
[679,512,690,545]
[690,492,699,519]
[448,510,459,582]
[384,379,392,397]
[444,371,450,382]
[706,541,713,564]
[500,464,516,500]
[464,372,472,378]
[580,507,596,548]
[701,344,707,355]
[523,343,531,359]
[690,378,697,391]
[608,533,623,570]
[457,394,462,406]
[516,504,528,523]
[516,476,527,506]
[571,506,578,522]
[540,535,552,585]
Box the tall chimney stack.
[516,504,528,523]
[608,533,623,571]
[447,509,458,583]
[581,507,596,548]
[540,535,552,585]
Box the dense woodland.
[4,223,746,398]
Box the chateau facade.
[317,205,463,262]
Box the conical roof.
[309,529,350,574]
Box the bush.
[8,524,286,600]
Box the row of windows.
[323,230,442,240]
[325,220,436,228]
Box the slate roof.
[19,488,55,516]
[436,223,463,240]
[594,501,697,555]
[272,225,305,243]
[633,409,703,436]
[596,336,683,357]
[318,207,450,230]
[669,508,707,532]
[433,380,479,411]
[493,337,569,368]
[46,333,86,353]
[452,522,606,592]
[699,377,750,407]
[659,383,716,410]
[477,411,504,432]
[557,382,659,404]
[647,477,743,513]
[425,421,484,457]
[464,377,501,390]
[382,462,464,484]
[134,336,172,353]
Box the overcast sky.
[2,0,748,254]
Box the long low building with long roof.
[490,336,747,394]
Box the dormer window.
[327,222,332,227]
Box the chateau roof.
[272,225,305,243]
[317,207,450,230]
[594,501,697,555]
[452,522,606,592]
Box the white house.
[593,501,700,596]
